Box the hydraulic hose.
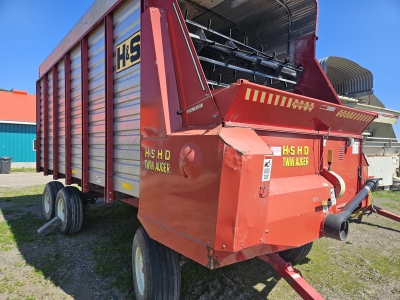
[323,179,380,241]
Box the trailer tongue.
[36,0,400,298]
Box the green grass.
[86,202,139,291]
[373,190,400,203]
[10,167,36,173]
[0,213,43,251]
[0,185,45,250]
[0,185,44,203]
[380,201,400,211]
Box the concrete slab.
[0,172,65,188]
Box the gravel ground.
[0,172,64,188]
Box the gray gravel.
[0,172,65,188]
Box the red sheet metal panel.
[141,7,182,139]
[150,0,221,127]
[214,127,273,252]
[138,126,222,252]
[81,37,90,192]
[294,34,341,105]
[52,65,59,179]
[214,80,376,135]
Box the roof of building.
[319,56,373,96]
[0,90,36,123]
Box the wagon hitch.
[323,178,380,241]
[258,253,324,300]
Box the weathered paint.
[0,123,36,162]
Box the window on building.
[33,140,36,151]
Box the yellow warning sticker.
[122,182,133,190]
[244,88,315,112]
[335,110,374,123]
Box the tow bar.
[258,253,324,300]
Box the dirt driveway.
[0,174,399,299]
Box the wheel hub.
[44,192,50,213]
[57,199,65,222]
[135,247,145,296]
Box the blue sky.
[0,0,399,136]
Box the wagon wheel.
[132,226,181,300]
[55,186,84,234]
[42,181,64,221]
[278,242,313,263]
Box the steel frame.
[81,37,90,192]
[65,52,72,185]
[368,205,400,222]
[36,80,41,172]
[43,73,49,175]
[258,253,324,300]
[104,14,115,203]
[52,65,59,179]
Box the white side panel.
[88,24,106,187]
[58,60,66,174]
[367,156,396,187]
[70,45,82,179]
[47,71,54,171]
[113,0,141,197]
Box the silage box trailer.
[36,0,399,298]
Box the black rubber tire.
[55,186,84,234]
[278,242,313,263]
[42,181,64,221]
[132,226,181,300]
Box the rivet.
[241,244,244,247]
[222,245,226,249]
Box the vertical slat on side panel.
[88,24,106,188]
[105,14,114,202]
[40,79,45,168]
[113,0,141,197]
[44,74,49,175]
[58,60,66,175]
[82,37,89,192]
[70,45,83,179]
[65,53,72,184]
[53,65,59,179]
[47,71,54,172]
[36,80,41,172]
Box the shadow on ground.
[0,187,293,299]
